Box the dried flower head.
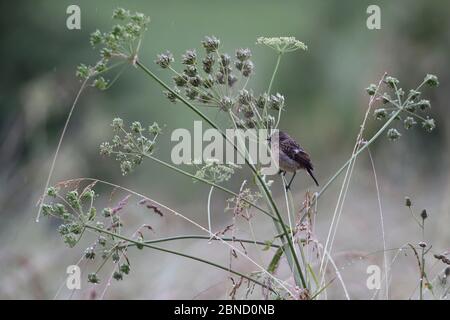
[422,118,435,132]
[155,51,174,69]
[78,8,150,92]
[424,74,439,87]
[366,84,377,96]
[420,209,428,220]
[100,118,160,175]
[182,49,197,65]
[194,159,240,184]
[405,197,412,207]
[202,36,220,53]
[404,116,417,129]
[418,99,431,111]
[374,108,388,120]
[385,76,399,89]
[387,128,401,141]
[269,93,285,111]
[236,48,252,61]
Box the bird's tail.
[306,167,319,187]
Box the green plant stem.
[125,234,281,248]
[142,152,280,222]
[135,60,306,288]
[420,218,426,300]
[227,112,305,288]
[316,79,427,204]
[258,52,307,287]
[85,224,275,293]
[264,53,282,120]
[207,186,214,233]
[315,108,403,200]
[420,246,425,300]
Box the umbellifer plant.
[38,8,444,300]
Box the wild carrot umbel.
[38,7,443,299]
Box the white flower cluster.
[256,36,307,53]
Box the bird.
[269,130,319,190]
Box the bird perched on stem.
[269,130,319,190]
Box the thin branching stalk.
[368,148,389,299]
[318,74,387,293]
[207,186,214,233]
[265,53,281,121]
[85,224,276,293]
[66,177,296,296]
[127,151,280,222]
[135,59,306,288]
[130,235,281,248]
[37,78,89,222]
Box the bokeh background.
[1,0,449,299]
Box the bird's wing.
[280,138,314,170]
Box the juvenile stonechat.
[269,130,319,189]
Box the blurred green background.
[1,0,449,299]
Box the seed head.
[422,118,435,132]
[387,128,401,141]
[220,54,231,67]
[98,236,107,246]
[418,99,431,111]
[182,49,197,65]
[219,97,234,111]
[85,247,96,260]
[255,93,268,109]
[374,108,388,120]
[241,60,254,77]
[405,197,412,207]
[88,273,100,284]
[112,8,130,20]
[404,117,417,130]
[366,84,377,96]
[420,209,428,220]
[202,36,220,53]
[113,272,123,281]
[236,48,252,61]
[149,122,162,135]
[47,187,58,197]
[269,93,284,111]
[202,55,215,74]
[227,74,237,87]
[90,30,103,47]
[238,90,253,105]
[385,76,399,89]
[424,74,439,87]
[155,51,174,69]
